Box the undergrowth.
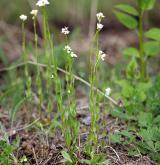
[0,0,160,164]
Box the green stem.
[22,22,31,98]
[139,10,146,81]
[33,17,43,111]
[89,30,100,150]
[22,22,27,77]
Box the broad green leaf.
[109,133,122,144]
[136,82,151,101]
[145,28,160,41]
[116,80,134,98]
[120,130,132,138]
[144,41,160,56]
[138,112,153,127]
[138,0,156,10]
[153,115,160,125]
[123,47,140,58]
[61,151,73,163]
[115,4,139,16]
[114,10,138,29]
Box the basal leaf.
[61,151,73,163]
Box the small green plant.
[114,0,159,81]
[31,9,43,112]
[60,28,80,162]
[20,14,32,98]
[110,75,160,161]
[0,123,30,164]
[88,12,104,150]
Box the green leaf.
[10,98,26,127]
[138,112,153,127]
[123,47,140,58]
[115,4,139,16]
[138,0,156,10]
[116,80,134,98]
[144,41,160,56]
[136,82,151,101]
[153,115,160,125]
[145,28,160,41]
[113,10,138,29]
[109,133,122,144]
[127,57,138,79]
[61,151,73,163]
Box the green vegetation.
[0,0,160,164]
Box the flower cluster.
[61,27,70,35]
[19,15,27,21]
[96,12,105,22]
[98,50,106,61]
[96,12,105,31]
[36,0,50,7]
[30,10,38,17]
[105,88,111,96]
[64,45,77,58]
[30,10,38,20]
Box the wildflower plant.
[62,27,80,154]
[36,0,54,114]
[30,9,43,111]
[88,12,106,151]
[20,14,32,98]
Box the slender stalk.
[22,22,27,77]
[33,17,43,112]
[22,21,31,98]
[62,36,79,153]
[42,6,53,114]
[89,30,101,151]
[139,10,146,81]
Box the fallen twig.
[0,61,118,106]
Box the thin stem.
[22,21,31,98]
[33,17,43,111]
[139,10,146,81]
[22,22,27,77]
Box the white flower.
[105,88,111,97]
[19,15,27,21]
[96,12,105,22]
[51,74,54,79]
[64,45,72,53]
[98,50,106,61]
[70,52,77,58]
[97,23,103,30]
[64,45,77,58]
[61,27,70,35]
[36,0,50,7]
[30,10,38,17]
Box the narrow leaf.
[61,151,73,163]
